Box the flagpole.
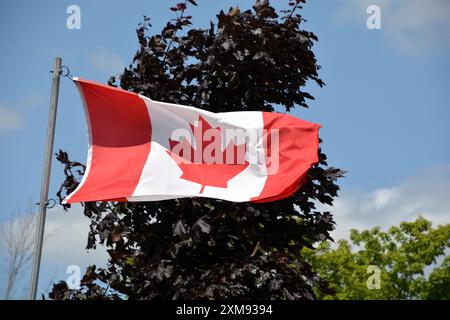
[29,57,62,300]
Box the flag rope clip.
[50,65,73,80]
[35,198,56,209]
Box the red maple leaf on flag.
[167,116,249,193]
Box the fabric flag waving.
[63,78,321,204]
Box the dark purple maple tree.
[50,0,344,300]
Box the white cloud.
[18,94,46,110]
[335,0,450,56]
[327,164,450,240]
[372,187,400,210]
[36,204,109,296]
[0,106,24,134]
[0,94,46,135]
[86,49,125,76]
[42,204,108,267]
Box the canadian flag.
[63,78,320,204]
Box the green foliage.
[423,256,450,299]
[50,0,344,300]
[303,217,450,300]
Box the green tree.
[50,0,344,300]
[423,256,450,299]
[303,217,450,300]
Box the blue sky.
[0,0,449,298]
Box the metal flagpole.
[29,57,62,300]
